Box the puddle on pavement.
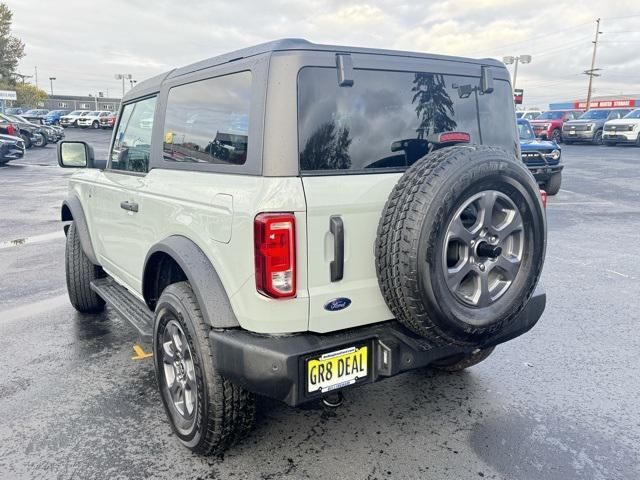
[0,230,65,250]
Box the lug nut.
[479,264,485,272]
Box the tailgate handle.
[330,216,344,282]
[120,201,139,213]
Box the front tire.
[20,134,32,149]
[154,282,255,455]
[65,223,105,313]
[543,171,562,196]
[32,133,46,148]
[92,120,100,129]
[551,129,562,144]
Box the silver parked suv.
[57,39,547,455]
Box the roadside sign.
[514,89,524,105]
[0,90,17,101]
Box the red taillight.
[7,124,14,136]
[438,131,471,143]
[540,190,547,209]
[254,213,296,298]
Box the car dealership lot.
[0,130,639,479]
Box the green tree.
[15,82,47,108]
[411,73,457,138]
[0,3,25,84]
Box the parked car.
[529,109,582,143]
[77,111,111,129]
[562,108,633,144]
[5,107,24,115]
[0,118,19,138]
[516,110,542,121]
[0,133,25,165]
[44,109,71,125]
[56,39,547,455]
[99,111,117,129]
[518,118,563,195]
[22,108,50,123]
[603,108,640,146]
[60,110,91,128]
[0,112,44,148]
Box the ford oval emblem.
[324,298,352,312]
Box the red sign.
[514,89,524,105]
[574,99,636,109]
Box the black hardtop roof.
[124,38,505,102]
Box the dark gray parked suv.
[562,108,632,144]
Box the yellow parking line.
[132,344,153,360]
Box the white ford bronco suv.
[57,39,546,455]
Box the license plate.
[307,345,368,394]
[569,131,576,135]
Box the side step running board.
[91,277,154,343]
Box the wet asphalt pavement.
[0,129,639,480]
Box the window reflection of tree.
[411,73,457,139]
[300,121,352,171]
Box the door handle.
[120,201,139,213]
[330,216,344,282]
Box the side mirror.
[58,141,95,168]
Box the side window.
[110,96,157,173]
[163,71,251,166]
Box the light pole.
[114,73,132,97]
[502,55,532,91]
[49,77,56,96]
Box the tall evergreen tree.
[0,3,25,85]
[411,73,457,138]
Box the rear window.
[163,71,251,166]
[297,67,515,173]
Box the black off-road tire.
[431,347,495,372]
[65,222,105,313]
[154,282,255,455]
[543,171,562,196]
[375,145,546,345]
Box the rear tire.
[154,282,255,455]
[65,223,105,313]
[543,171,562,196]
[432,347,495,371]
[92,120,99,129]
[376,145,546,345]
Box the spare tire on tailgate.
[375,145,546,345]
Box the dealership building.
[40,94,121,111]
[548,94,639,111]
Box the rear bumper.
[209,287,546,406]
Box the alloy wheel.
[161,319,197,421]
[442,190,524,308]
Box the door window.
[110,96,157,173]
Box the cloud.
[8,0,640,106]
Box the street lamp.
[114,73,132,97]
[49,77,56,96]
[129,79,138,89]
[502,55,531,90]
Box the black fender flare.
[61,196,99,265]
[143,235,240,329]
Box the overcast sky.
[7,0,640,108]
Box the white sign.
[0,90,17,101]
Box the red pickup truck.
[530,109,583,143]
